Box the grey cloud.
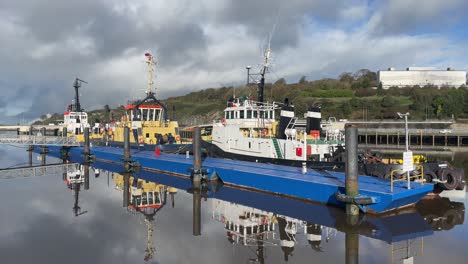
[368,0,468,35]
[0,0,467,123]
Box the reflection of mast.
[72,182,82,216]
[115,175,177,262]
[67,164,88,217]
[306,223,323,252]
[142,209,158,262]
[277,216,296,262]
[249,233,265,264]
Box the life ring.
[221,118,226,126]
[175,135,181,142]
[138,136,145,144]
[262,128,268,137]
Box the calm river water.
[0,145,466,264]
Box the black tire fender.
[438,168,460,190]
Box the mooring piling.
[345,125,359,217]
[191,126,202,236]
[62,127,67,137]
[193,126,202,183]
[124,127,130,161]
[84,128,90,155]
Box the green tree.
[274,78,287,86]
[339,72,354,83]
[299,76,307,84]
[338,101,352,118]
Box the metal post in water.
[345,125,359,217]
[193,126,202,184]
[124,127,130,161]
[84,127,90,156]
[192,126,202,236]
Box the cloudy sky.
[1,0,467,123]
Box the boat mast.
[257,43,271,104]
[145,52,156,97]
[73,78,87,112]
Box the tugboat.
[202,45,345,171]
[201,46,465,191]
[64,53,188,153]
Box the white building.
[377,67,466,89]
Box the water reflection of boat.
[63,163,90,217]
[113,172,177,262]
[64,158,465,262]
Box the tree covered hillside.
[34,69,468,126]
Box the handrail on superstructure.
[390,165,425,192]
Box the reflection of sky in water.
[0,145,466,264]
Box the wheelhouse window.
[247,110,252,118]
[240,110,245,119]
[142,109,149,121]
[155,109,161,122]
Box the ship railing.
[0,134,80,147]
[390,165,424,192]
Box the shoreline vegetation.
[34,69,468,126]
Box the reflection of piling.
[124,127,130,161]
[345,228,359,264]
[41,152,46,166]
[171,193,175,208]
[84,163,90,190]
[193,187,201,236]
[345,125,359,217]
[27,145,34,166]
[123,173,130,207]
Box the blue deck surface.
[44,145,434,213]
